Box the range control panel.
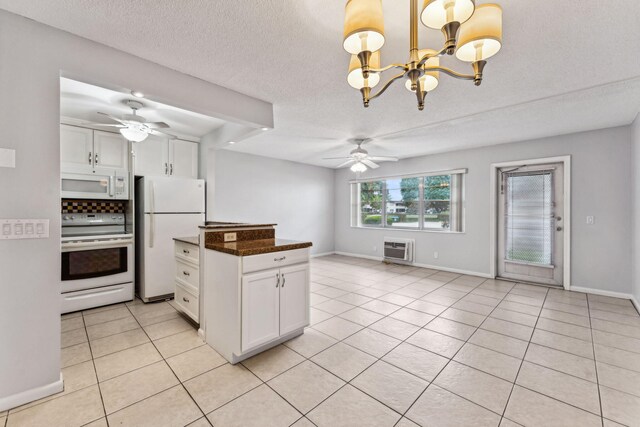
[61,213,125,226]
[1,219,49,240]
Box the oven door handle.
[61,240,133,250]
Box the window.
[352,170,465,232]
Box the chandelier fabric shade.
[343,0,385,55]
[421,0,475,29]
[348,51,381,89]
[455,4,503,62]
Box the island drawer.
[175,241,199,265]
[176,259,199,291]
[242,248,309,274]
[175,282,199,323]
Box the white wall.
[210,150,335,255]
[632,115,640,305]
[0,10,271,410]
[334,126,634,294]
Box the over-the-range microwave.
[61,172,129,200]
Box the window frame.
[351,169,466,233]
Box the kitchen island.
[201,224,312,364]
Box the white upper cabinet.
[133,137,198,179]
[60,124,129,175]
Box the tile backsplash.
[61,199,127,214]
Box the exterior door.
[241,270,280,352]
[60,124,94,173]
[497,163,564,286]
[93,130,128,173]
[279,263,310,336]
[170,139,198,179]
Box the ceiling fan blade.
[362,159,380,169]
[322,156,353,160]
[97,112,127,125]
[368,156,398,162]
[145,121,170,129]
[149,128,179,138]
[80,122,125,128]
[337,159,356,168]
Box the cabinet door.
[241,269,280,352]
[169,139,198,178]
[132,135,169,176]
[93,130,128,173]
[60,124,94,173]
[279,263,310,336]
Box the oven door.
[61,173,112,200]
[61,241,133,293]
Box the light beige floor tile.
[86,317,140,341]
[143,317,194,340]
[454,343,521,382]
[516,361,600,415]
[283,328,337,358]
[310,293,331,307]
[312,316,363,341]
[452,300,495,316]
[602,418,626,427]
[600,385,640,427]
[505,385,601,427]
[207,384,300,427]
[499,418,523,427]
[590,301,639,316]
[344,328,401,358]
[82,303,125,315]
[62,311,83,319]
[166,345,227,382]
[107,385,202,427]
[389,307,435,326]
[543,300,589,316]
[314,299,355,315]
[408,300,449,315]
[99,361,179,414]
[290,417,315,427]
[593,329,640,354]
[83,418,108,427]
[6,385,104,427]
[434,361,512,414]
[490,308,538,327]
[309,307,334,325]
[184,363,261,413]
[420,294,459,307]
[241,344,304,381]
[498,300,542,317]
[534,317,592,342]
[591,318,640,340]
[377,293,415,306]
[61,327,88,348]
[588,294,634,307]
[61,342,92,368]
[135,310,182,327]
[93,342,162,381]
[352,360,428,413]
[594,343,640,372]
[187,417,212,427]
[589,309,640,327]
[525,343,597,381]
[153,328,204,358]
[382,343,449,382]
[83,307,132,327]
[540,308,590,327]
[311,342,376,382]
[440,307,487,327]
[89,328,150,358]
[360,299,402,316]
[314,287,348,299]
[368,317,420,340]
[406,328,465,358]
[338,307,384,326]
[307,384,400,427]
[468,329,528,359]
[353,287,388,298]
[406,384,501,427]
[61,316,85,333]
[335,292,372,306]
[597,362,640,397]
[531,329,594,359]
[425,317,477,341]
[268,360,345,414]
[464,293,503,307]
[504,293,544,307]
[395,417,420,427]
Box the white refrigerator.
[136,176,205,302]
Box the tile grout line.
[585,295,606,427]
[81,310,111,427]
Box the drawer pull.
[276,273,280,288]
[183,249,190,254]
[183,271,190,276]
[274,256,286,262]
[281,273,286,288]
[182,297,190,303]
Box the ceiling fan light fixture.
[130,90,145,98]
[350,162,368,173]
[120,126,148,142]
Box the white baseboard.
[0,374,63,412]
[333,251,493,278]
[311,251,336,258]
[569,286,634,300]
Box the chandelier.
[343,0,503,110]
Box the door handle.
[94,153,99,165]
[89,152,92,164]
[276,273,280,288]
[165,163,168,175]
[183,297,190,303]
[274,256,286,262]
[281,273,286,288]
[170,163,173,175]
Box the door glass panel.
[61,178,109,194]
[504,172,553,265]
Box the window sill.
[350,225,465,234]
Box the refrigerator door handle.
[149,180,156,248]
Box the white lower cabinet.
[241,263,309,353]
[174,240,200,323]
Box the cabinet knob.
[183,271,190,276]
[183,297,189,303]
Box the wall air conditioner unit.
[383,237,414,264]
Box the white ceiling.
[60,78,227,141]
[3,1,640,167]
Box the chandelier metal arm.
[417,46,449,67]
[369,63,409,74]
[423,66,475,81]
[368,72,407,101]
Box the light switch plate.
[0,148,16,168]
[224,232,237,242]
[1,219,49,239]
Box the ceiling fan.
[83,100,175,142]
[323,138,398,172]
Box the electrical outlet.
[586,216,595,225]
[434,251,439,259]
[224,232,237,242]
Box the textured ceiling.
[2,0,640,167]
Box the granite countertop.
[173,236,199,246]
[206,238,312,256]
[199,222,277,229]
